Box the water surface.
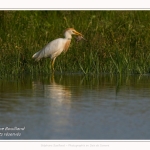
[0,74,150,139]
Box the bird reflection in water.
[32,74,72,104]
[32,75,73,135]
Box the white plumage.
[32,38,67,60]
[32,28,84,70]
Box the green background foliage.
[1,11,150,76]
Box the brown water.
[0,74,150,139]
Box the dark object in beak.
[75,35,87,42]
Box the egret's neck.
[64,31,72,40]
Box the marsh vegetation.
[1,11,150,76]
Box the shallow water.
[0,74,150,139]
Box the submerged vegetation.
[1,11,150,76]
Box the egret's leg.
[51,57,56,71]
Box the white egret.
[32,28,85,71]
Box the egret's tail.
[32,51,41,61]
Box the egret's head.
[64,28,84,39]
[65,28,83,36]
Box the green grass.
[1,10,150,76]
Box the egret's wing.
[32,38,65,61]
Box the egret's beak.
[74,30,82,36]
[74,30,86,41]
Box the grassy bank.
[1,11,150,76]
